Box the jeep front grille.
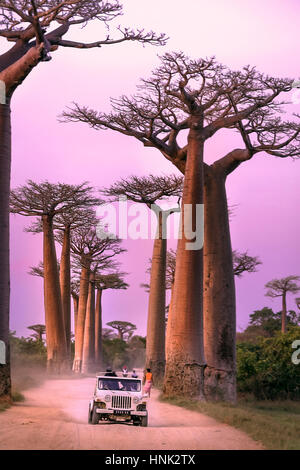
[111,396,132,409]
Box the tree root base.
[204,366,236,403]
[163,360,205,399]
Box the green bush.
[10,332,47,368]
[237,327,300,399]
[102,336,146,371]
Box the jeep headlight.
[104,395,111,402]
[137,403,146,411]
[97,402,106,409]
[133,396,140,404]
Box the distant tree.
[27,324,46,342]
[237,307,300,343]
[265,276,300,333]
[233,251,262,277]
[106,321,137,341]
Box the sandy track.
[0,377,262,450]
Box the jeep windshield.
[98,378,141,392]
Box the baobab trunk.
[164,125,205,398]
[82,273,96,374]
[60,226,71,360]
[146,212,166,382]
[281,292,287,333]
[0,102,11,399]
[72,293,79,336]
[203,167,236,402]
[95,288,103,369]
[73,261,90,373]
[42,215,68,373]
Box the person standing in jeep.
[104,368,117,377]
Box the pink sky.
[6,0,300,337]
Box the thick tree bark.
[203,165,236,403]
[0,103,11,400]
[282,292,287,333]
[42,215,68,373]
[95,288,103,369]
[60,226,71,360]
[145,212,166,382]
[82,273,96,374]
[73,262,90,373]
[163,126,205,399]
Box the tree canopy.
[265,276,300,298]
[63,51,300,174]
[106,320,137,341]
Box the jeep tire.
[88,408,92,424]
[141,415,148,427]
[91,406,99,425]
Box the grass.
[160,395,300,450]
[0,389,25,413]
[11,389,25,403]
[0,397,11,412]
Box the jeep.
[88,374,148,426]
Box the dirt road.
[0,377,262,450]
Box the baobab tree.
[106,321,136,341]
[63,52,300,401]
[28,206,100,360]
[70,223,124,373]
[265,276,300,333]
[94,272,128,369]
[27,324,46,342]
[0,0,166,399]
[10,180,99,372]
[102,175,182,380]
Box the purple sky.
[7,0,300,338]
